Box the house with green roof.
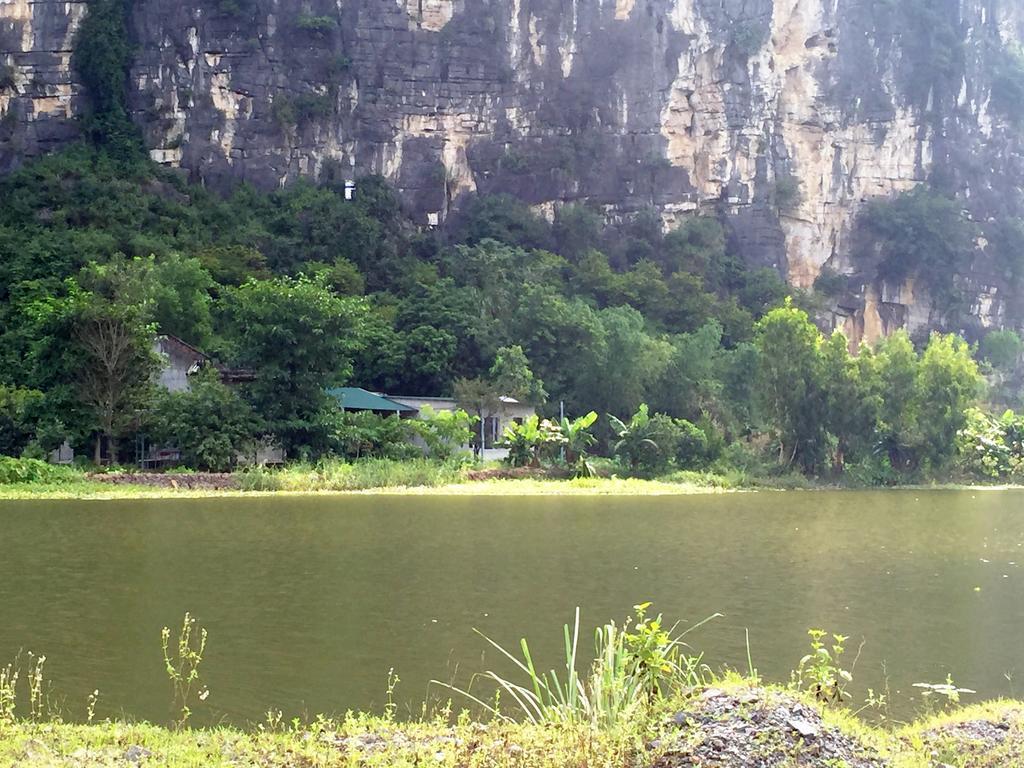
[328,388,535,460]
[327,388,418,416]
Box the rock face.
[2,0,1023,342]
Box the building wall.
[154,337,206,392]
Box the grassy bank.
[0,456,1021,500]
[4,606,1024,766]
[2,682,1022,767]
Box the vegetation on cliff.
[0,143,1023,486]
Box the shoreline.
[1,681,1022,767]
[1,476,1023,501]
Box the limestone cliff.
[2,0,1023,342]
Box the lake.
[1,490,1022,725]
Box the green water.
[1,490,1023,725]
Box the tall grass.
[434,605,720,729]
[238,458,465,492]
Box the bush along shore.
[2,609,1024,767]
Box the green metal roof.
[328,387,417,413]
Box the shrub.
[0,457,79,486]
[0,64,15,91]
[326,411,419,461]
[295,14,336,35]
[844,453,900,487]
[407,405,476,460]
[271,93,334,128]
[675,419,709,469]
[854,188,975,315]
[956,407,1024,480]
[770,174,803,212]
[609,405,679,475]
[990,47,1024,124]
[980,329,1023,372]
[271,95,296,128]
[500,415,564,468]
[813,267,848,297]
[324,55,351,81]
[216,0,254,16]
[732,19,768,56]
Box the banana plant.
[501,415,543,467]
[560,411,598,476]
[502,415,566,468]
[608,404,663,473]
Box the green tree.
[0,387,48,460]
[149,369,257,471]
[453,377,501,456]
[652,322,725,420]
[74,290,160,464]
[820,332,880,472]
[489,345,547,405]
[856,188,975,314]
[73,0,142,160]
[754,300,828,471]
[872,331,922,470]
[326,411,414,460]
[980,329,1023,373]
[574,307,671,418]
[220,276,367,457]
[916,333,982,469]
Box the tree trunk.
[94,435,102,466]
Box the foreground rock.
[910,705,1024,768]
[654,687,886,768]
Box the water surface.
[1,490,1022,724]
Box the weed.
[385,668,400,721]
[792,629,853,705]
[0,658,17,722]
[86,689,99,724]
[161,612,209,728]
[25,652,46,720]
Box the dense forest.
[0,141,1022,483]
[1,0,1024,483]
